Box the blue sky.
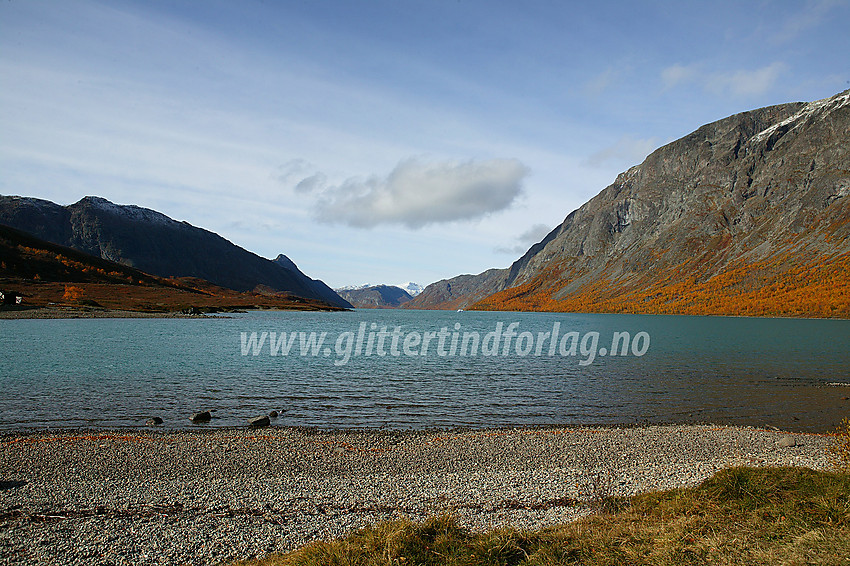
[1,0,848,288]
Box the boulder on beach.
[778,435,798,448]
[146,417,163,426]
[190,411,211,424]
[249,415,270,428]
[269,410,279,418]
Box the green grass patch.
[234,466,850,566]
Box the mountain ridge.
[0,195,352,308]
[0,223,343,313]
[407,90,850,317]
[334,284,414,308]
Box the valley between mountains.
[2,90,849,318]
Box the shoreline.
[0,306,195,319]
[3,305,849,320]
[0,424,834,565]
[0,305,335,320]
[0,420,838,437]
[0,302,350,319]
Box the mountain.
[272,254,299,272]
[403,269,508,311]
[336,283,375,291]
[334,284,413,308]
[0,196,352,309]
[0,224,343,312]
[407,89,850,318]
[395,281,424,296]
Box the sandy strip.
[0,425,834,565]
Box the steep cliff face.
[0,196,352,308]
[414,90,850,316]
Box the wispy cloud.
[660,62,787,97]
[773,0,848,44]
[712,62,788,96]
[585,135,659,169]
[274,159,315,187]
[495,223,553,255]
[313,157,529,229]
[661,64,697,90]
[583,67,626,98]
[294,173,327,194]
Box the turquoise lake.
[1,310,848,432]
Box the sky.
[1,0,849,289]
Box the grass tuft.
[234,466,850,566]
[830,417,850,472]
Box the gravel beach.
[0,306,193,319]
[0,425,833,565]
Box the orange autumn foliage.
[62,285,85,302]
[471,250,850,318]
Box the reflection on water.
[0,311,848,432]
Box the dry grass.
[232,466,850,566]
[831,418,850,472]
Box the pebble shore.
[0,425,833,565]
[0,306,193,319]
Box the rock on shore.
[0,425,832,565]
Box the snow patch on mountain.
[395,282,423,296]
[335,283,375,292]
[80,196,178,226]
[335,282,423,296]
[753,89,850,143]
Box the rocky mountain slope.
[402,269,509,311]
[0,196,351,308]
[335,284,413,308]
[408,89,850,317]
[0,224,343,312]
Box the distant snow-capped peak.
[335,282,423,296]
[334,283,375,292]
[395,282,423,296]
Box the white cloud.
[661,64,697,90]
[495,223,553,254]
[774,0,847,44]
[274,160,330,194]
[313,157,529,228]
[295,173,327,194]
[583,67,625,98]
[585,135,659,168]
[712,62,787,97]
[660,62,787,98]
[274,159,314,186]
[519,223,553,243]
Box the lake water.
[1,310,848,432]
